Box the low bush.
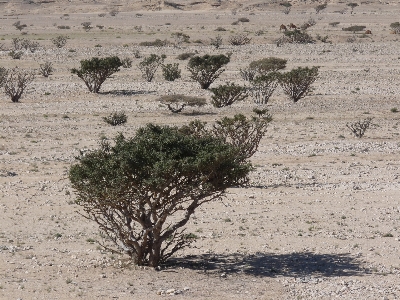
[39,62,54,77]
[342,25,366,32]
[210,82,248,108]
[102,111,127,126]
[157,94,207,113]
[249,57,287,75]
[278,67,319,102]
[250,73,279,104]
[139,39,169,47]
[228,34,251,46]
[3,67,35,102]
[210,35,223,49]
[138,54,166,82]
[162,63,181,81]
[176,52,195,60]
[51,35,68,48]
[346,118,374,138]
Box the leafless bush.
[228,34,251,46]
[346,118,374,138]
[8,50,23,59]
[39,62,54,77]
[51,35,68,48]
[13,21,27,31]
[210,35,223,49]
[3,67,35,102]
[121,58,132,68]
[157,94,207,113]
[283,7,291,14]
[240,66,257,81]
[0,67,7,87]
[109,10,119,16]
[81,22,92,31]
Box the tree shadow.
[166,252,370,278]
[101,90,156,96]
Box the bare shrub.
[240,66,257,81]
[346,118,374,138]
[278,67,319,102]
[177,52,195,60]
[121,58,133,68]
[157,94,207,113]
[8,50,23,59]
[39,62,54,77]
[210,35,223,49]
[139,39,169,47]
[52,35,68,48]
[3,67,35,102]
[81,22,92,31]
[228,34,251,46]
[13,21,27,31]
[138,54,166,82]
[315,3,327,14]
[171,32,190,48]
[103,111,127,126]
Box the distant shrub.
[103,111,127,126]
[239,66,257,82]
[139,39,169,47]
[329,22,340,27]
[57,25,70,29]
[138,54,166,82]
[210,35,223,49]
[187,54,230,89]
[346,117,373,138]
[8,50,23,59]
[13,21,27,31]
[342,25,366,32]
[171,32,190,47]
[315,3,327,14]
[39,62,54,77]
[162,63,181,81]
[3,67,35,102]
[249,57,287,75]
[250,73,279,104]
[278,67,319,102]
[121,58,133,68]
[215,27,227,31]
[51,35,68,48]
[228,34,251,46]
[279,1,292,7]
[81,22,92,31]
[157,94,207,113]
[177,52,196,60]
[210,82,248,108]
[238,17,250,23]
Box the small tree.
[210,82,247,108]
[39,62,54,77]
[71,56,123,93]
[250,73,279,104]
[157,94,206,113]
[138,54,166,82]
[69,124,252,266]
[3,67,35,102]
[347,2,358,13]
[278,67,319,102]
[346,118,373,138]
[52,35,68,48]
[187,54,230,89]
[161,63,181,81]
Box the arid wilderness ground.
[1,0,400,299]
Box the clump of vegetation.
[187,54,231,89]
[228,34,251,46]
[390,22,400,34]
[342,25,366,32]
[39,62,54,77]
[346,117,374,138]
[8,50,23,59]
[102,111,127,126]
[121,58,132,69]
[210,82,248,108]
[250,73,279,104]
[238,17,250,23]
[3,67,35,102]
[161,63,181,81]
[278,67,319,102]
[315,3,327,14]
[329,22,340,27]
[51,35,68,48]
[210,35,223,49]
[0,67,7,88]
[176,52,196,60]
[71,56,123,93]
[249,57,287,75]
[347,2,358,13]
[138,54,166,82]
[215,27,226,31]
[139,39,169,47]
[81,22,92,31]
[12,38,39,52]
[171,32,190,47]
[157,94,206,113]
[278,30,315,46]
[13,21,27,31]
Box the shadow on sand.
[167,252,369,278]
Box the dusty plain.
[1,0,400,299]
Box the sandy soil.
[1,1,400,299]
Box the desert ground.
[1,0,400,299]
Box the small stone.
[183,287,190,291]
[166,288,175,294]
[220,273,226,278]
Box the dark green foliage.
[102,111,127,126]
[282,30,315,44]
[187,54,230,89]
[138,54,166,82]
[249,57,287,75]
[71,56,122,93]
[390,22,400,29]
[139,39,169,47]
[347,2,358,11]
[157,94,206,113]
[238,17,250,23]
[342,25,366,32]
[346,117,373,138]
[250,73,279,104]
[279,2,292,7]
[161,63,181,81]
[278,67,319,102]
[210,82,247,108]
[69,124,252,266]
[176,52,196,60]
[329,22,340,27]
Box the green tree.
[138,54,166,82]
[3,67,35,103]
[249,57,287,76]
[71,56,122,93]
[187,54,230,89]
[278,67,319,102]
[69,124,253,267]
[210,82,247,108]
